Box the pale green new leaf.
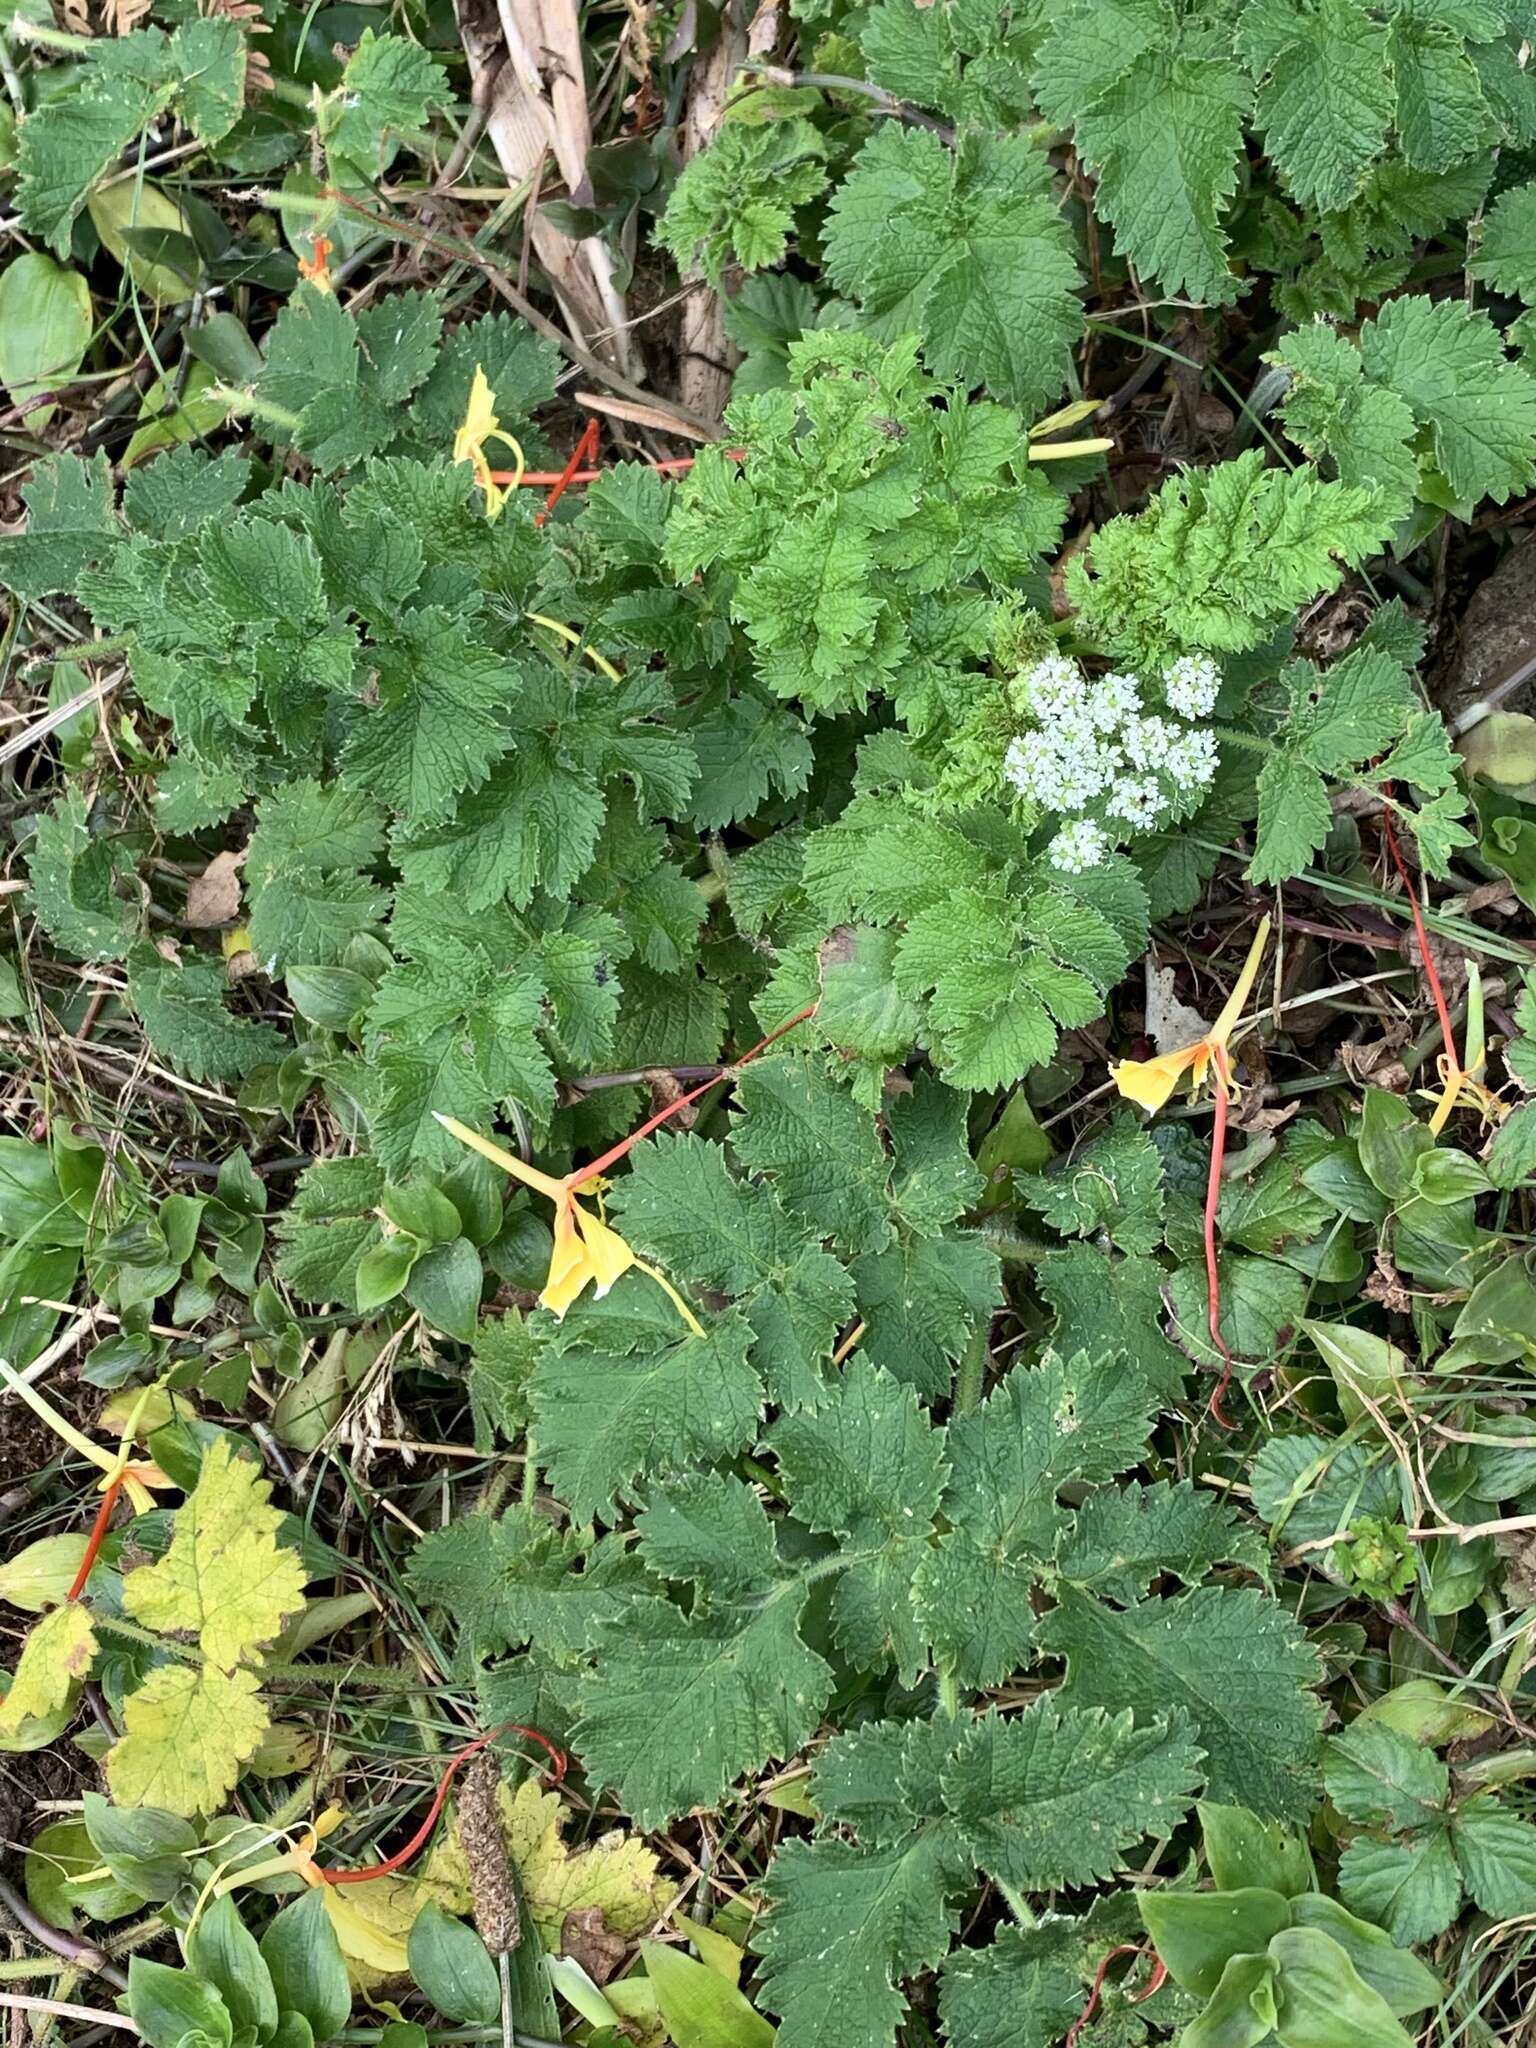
[656,118,829,287]
[1069,448,1394,664]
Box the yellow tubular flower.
[0,1360,166,1511]
[208,1809,409,1971]
[1424,961,1508,1132]
[453,366,525,520]
[1111,916,1273,1114]
[433,1114,702,1333]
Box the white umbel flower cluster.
[1047,819,1110,872]
[1004,651,1221,872]
[1163,653,1221,719]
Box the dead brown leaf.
[185,848,246,929]
[561,1906,626,1985]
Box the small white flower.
[1020,653,1084,721]
[1048,819,1109,872]
[1086,671,1142,733]
[1004,736,1039,799]
[1123,714,1178,772]
[1165,727,1219,791]
[1163,654,1220,719]
[1107,775,1169,828]
[1048,728,1120,809]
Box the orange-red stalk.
[1204,1040,1237,1430]
[569,1002,818,1190]
[1380,806,1457,1072]
[1065,1945,1168,2047]
[66,1478,122,1601]
[320,1723,566,1886]
[534,418,601,526]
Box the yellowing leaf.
[99,1386,198,1441]
[425,1778,669,1951]
[603,1971,667,2048]
[0,1602,96,1739]
[106,1663,268,1815]
[642,1941,775,2048]
[320,1876,417,1978]
[673,1915,745,1986]
[122,1437,306,1668]
[0,1532,91,1613]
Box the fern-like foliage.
[1067,447,1395,663]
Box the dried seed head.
[458,1750,520,1955]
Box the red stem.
[67,1479,122,1602]
[1064,1945,1165,2047]
[569,1003,818,1190]
[489,449,747,487]
[321,1723,566,1886]
[1204,1042,1238,1431]
[534,419,601,527]
[1379,806,1458,1073]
